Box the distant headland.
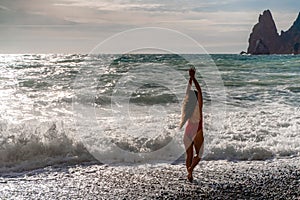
[243,10,300,55]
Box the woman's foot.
[187,167,193,182]
[187,156,200,182]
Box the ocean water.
[0,54,299,172]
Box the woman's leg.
[184,136,193,181]
[189,130,204,172]
[184,136,193,170]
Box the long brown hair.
[179,90,198,129]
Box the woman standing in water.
[179,67,204,182]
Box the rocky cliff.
[247,10,300,55]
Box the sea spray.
[0,120,94,172]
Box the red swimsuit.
[184,120,202,140]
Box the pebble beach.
[1,158,299,199]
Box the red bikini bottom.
[184,121,202,140]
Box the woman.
[179,67,204,182]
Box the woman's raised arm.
[192,74,203,108]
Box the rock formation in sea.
[247,10,300,55]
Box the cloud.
[0,10,76,26]
[54,0,164,12]
[190,0,300,12]
[0,4,10,11]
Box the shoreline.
[1,158,299,199]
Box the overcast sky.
[0,0,299,54]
